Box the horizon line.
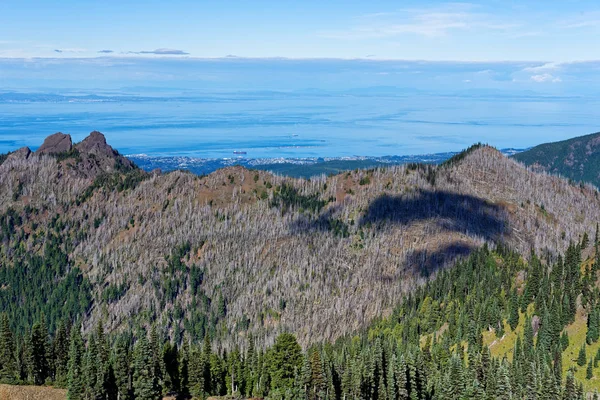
[2,55,600,64]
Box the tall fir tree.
[577,344,587,367]
[508,290,520,331]
[84,335,99,399]
[52,321,70,388]
[309,348,326,400]
[114,336,132,400]
[149,325,166,395]
[67,328,85,400]
[267,333,303,393]
[188,344,204,398]
[133,333,160,400]
[27,320,49,385]
[179,340,190,399]
[0,313,17,383]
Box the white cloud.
[523,62,561,72]
[530,73,561,83]
[134,48,190,55]
[321,3,518,39]
[53,48,87,54]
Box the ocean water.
[1,90,599,158]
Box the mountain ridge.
[513,131,600,188]
[1,132,599,349]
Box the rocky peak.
[35,132,72,154]
[75,131,111,155]
[72,131,136,175]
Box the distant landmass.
[513,131,600,187]
[129,148,525,178]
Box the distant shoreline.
[129,148,525,178]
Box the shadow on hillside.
[288,204,344,234]
[407,242,476,277]
[359,190,506,241]
[289,189,506,277]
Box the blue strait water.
[1,91,599,158]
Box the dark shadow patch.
[289,189,507,278]
[358,190,506,242]
[407,242,475,277]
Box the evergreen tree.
[27,321,49,385]
[163,341,180,394]
[95,321,109,399]
[541,364,560,400]
[188,344,204,398]
[397,356,409,400]
[582,232,590,249]
[149,325,166,395]
[377,372,388,400]
[179,341,190,399]
[564,369,577,400]
[0,313,17,383]
[133,334,160,400]
[52,321,70,388]
[84,335,99,399]
[561,331,570,351]
[114,336,132,400]
[577,344,587,367]
[587,357,594,380]
[245,334,256,397]
[508,291,520,331]
[267,333,303,393]
[202,334,212,395]
[309,348,325,399]
[496,362,512,400]
[387,354,397,400]
[587,307,599,344]
[446,353,465,398]
[67,328,85,400]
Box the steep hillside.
[513,131,600,187]
[1,132,599,350]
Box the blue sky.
[1,1,600,94]
[1,0,600,61]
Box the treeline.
[1,234,599,399]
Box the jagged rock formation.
[35,132,72,154]
[6,147,31,162]
[1,133,599,349]
[72,131,135,176]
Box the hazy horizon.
[2,1,600,158]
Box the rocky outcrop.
[35,132,72,154]
[17,131,139,179]
[6,147,32,162]
[75,131,112,156]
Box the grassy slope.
[476,259,600,393]
[0,384,66,400]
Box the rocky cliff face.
[35,132,72,154]
[72,131,136,176]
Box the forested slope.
[1,234,599,399]
[1,133,599,350]
[513,131,600,187]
